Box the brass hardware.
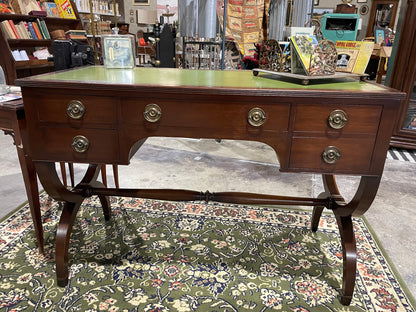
[155,60,161,66]
[248,107,266,127]
[322,146,341,164]
[328,109,348,129]
[72,135,89,153]
[67,100,85,119]
[144,103,162,123]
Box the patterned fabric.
[218,0,265,56]
[0,194,415,311]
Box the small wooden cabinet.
[0,2,83,85]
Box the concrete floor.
[0,133,415,298]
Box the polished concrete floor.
[0,134,415,298]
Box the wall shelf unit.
[0,2,83,85]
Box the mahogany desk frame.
[16,67,405,305]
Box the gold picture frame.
[132,0,149,5]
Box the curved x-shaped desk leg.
[35,162,110,286]
[311,174,382,305]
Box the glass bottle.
[0,66,11,95]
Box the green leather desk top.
[22,66,392,93]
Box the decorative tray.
[253,69,367,85]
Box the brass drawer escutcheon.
[72,135,89,153]
[322,146,341,164]
[144,103,162,123]
[328,109,348,129]
[248,107,266,127]
[67,100,85,119]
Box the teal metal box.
[320,13,360,43]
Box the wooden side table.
[0,99,44,253]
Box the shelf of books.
[0,0,84,84]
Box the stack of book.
[0,18,50,39]
[65,29,87,40]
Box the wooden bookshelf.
[0,2,83,85]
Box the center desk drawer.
[33,127,119,163]
[33,94,117,126]
[121,98,290,131]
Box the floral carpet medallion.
[0,194,414,312]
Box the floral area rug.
[0,193,415,312]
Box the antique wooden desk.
[16,66,404,305]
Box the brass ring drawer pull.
[72,135,89,153]
[322,146,341,164]
[67,100,85,119]
[144,103,162,123]
[328,109,348,129]
[248,107,266,127]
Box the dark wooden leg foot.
[314,175,382,305]
[55,200,82,287]
[99,195,111,221]
[311,205,324,232]
[35,162,108,286]
[12,131,44,253]
[335,214,356,305]
[341,294,353,306]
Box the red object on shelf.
[28,10,47,17]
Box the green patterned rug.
[0,193,415,312]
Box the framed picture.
[375,29,385,44]
[313,8,333,15]
[103,36,135,68]
[132,0,149,5]
[359,4,369,15]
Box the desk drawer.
[32,127,119,163]
[289,137,375,173]
[121,98,291,132]
[33,94,117,127]
[294,104,382,133]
